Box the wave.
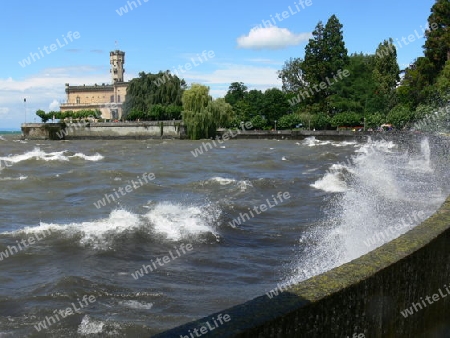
[77,315,104,335]
[303,137,332,147]
[69,152,104,161]
[0,175,28,181]
[0,148,103,167]
[5,201,221,250]
[202,176,253,192]
[290,136,448,284]
[118,300,154,310]
[310,171,347,193]
[145,201,220,242]
[302,136,358,148]
[208,177,236,185]
[5,209,140,250]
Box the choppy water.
[0,133,448,337]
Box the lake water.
[0,133,448,336]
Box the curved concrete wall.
[154,196,450,337]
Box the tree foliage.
[123,71,185,120]
[424,0,450,78]
[277,57,306,93]
[182,84,234,139]
[372,39,400,113]
[35,109,101,123]
[302,15,349,111]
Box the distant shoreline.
[0,130,21,134]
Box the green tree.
[330,112,362,128]
[372,38,400,113]
[244,89,265,119]
[397,57,436,108]
[250,115,267,129]
[329,53,377,115]
[260,88,290,125]
[277,57,306,93]
[182,84,234,139]
[386,104,414,129]
[277,114,303,129]
[123,71,185,120]
[311,113,330,130]
[36,109,49,123]
[224,82,248,106]
[436,60,450,99]
[303,15,349,111]
[424,0,450,78]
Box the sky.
[0,0,436,129]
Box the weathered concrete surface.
[21,121,185,140]
[153,196,450,338]
[64,121,183,139]
[21,123,63,140]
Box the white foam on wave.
[303,137,332,147]
[311,172,347,193]
[77,315,104,335]
[10,201,222,247]
[6,209,141,250]
[1,148,69,163]
[208,177,236,185]
[69,152,104,161]
[0,147,104,166]
[302,137,360,148]
[0,175,28,181]
[0,136,6,141]
[407,138,433,173]
[145,202,220,241]
[311,163,353,193]
[290,136,447,284]
[332,140,358,147]
[119,300,153,310]
[205,176,253,192]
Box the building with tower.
[60,50,129,120]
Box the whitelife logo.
[18,31,81,68]
[34,294,96,332]
[228,191,291,228]
[131,243,193,280]
[93,172,155,209]
[179,313,231,338]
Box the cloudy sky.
[0,0,435,129]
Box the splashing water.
[290,136,449,284]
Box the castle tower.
[110,50,125,83]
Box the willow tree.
[123,71,186,120]
[182,84,234,139]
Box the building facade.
[60,50,128,120]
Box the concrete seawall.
[153,196,450,337]
[21,121,185,140]
[22,123,380,141]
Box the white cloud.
[49,99,60,111]
[237,27,312,50]
[0,107,9,117]
[0,66,110,128]
[183,63,282,97]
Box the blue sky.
[0,0,435,129]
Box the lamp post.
[23,98,27,123]
[274,120,277,131]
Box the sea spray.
[289,136,449,284]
